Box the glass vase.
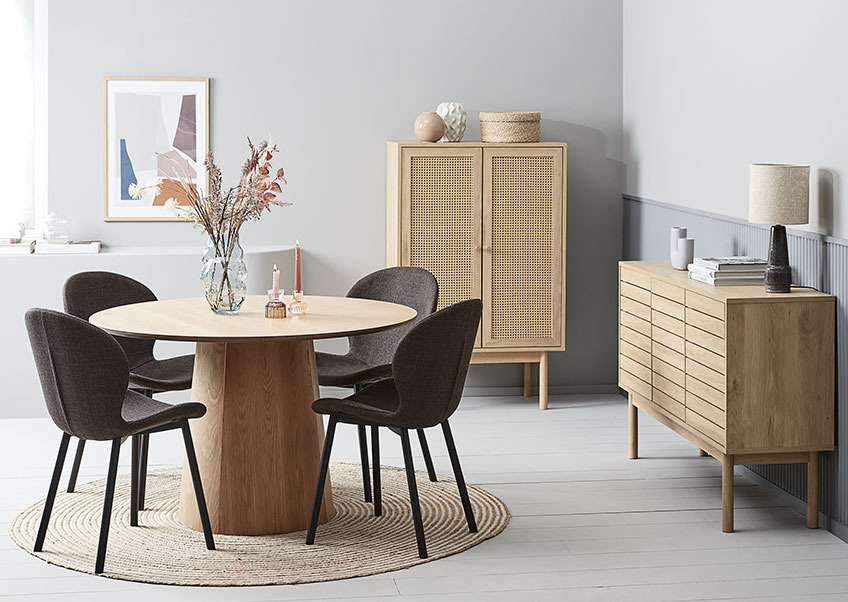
[200,236,247,315]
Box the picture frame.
[103,77,209,222]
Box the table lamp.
[748,163,810,293]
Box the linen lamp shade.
[748,164,810,225]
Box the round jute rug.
[9,463,510,586]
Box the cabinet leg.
[523,363,532,397]
[628,398,638,459]
[538,353,548,410]
[807,452,819,529]
[699,448,709,457]
[722,454,734,533]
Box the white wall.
[34,0,625,401]
[623,0,848,238]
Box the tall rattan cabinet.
[387,141,566,409]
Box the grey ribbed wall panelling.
[624,194,846,531]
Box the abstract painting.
[104,77,209,221]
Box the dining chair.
[315,266,439,507]
[306,299,481,559]
[63,271,195,511]
[25,308,214,574]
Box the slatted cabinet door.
[401,147,483,345]
[482,147,564,348]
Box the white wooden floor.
[2,393,848,601]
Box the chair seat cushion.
[312,379,403,426]
[314,352,391,387]
[121,390,206,435]
[129,355,194,392]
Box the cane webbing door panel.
[401,147,482,345]
[482,147,563,348]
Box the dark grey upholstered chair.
[63,271,194,510]
[306,299,482,559]
[315,266,440,506]
[25,308,214,574]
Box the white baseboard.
[320,384,621,399]
[463,384,621,397]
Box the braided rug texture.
[9,463,510,585]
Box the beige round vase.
[413,112,445,142]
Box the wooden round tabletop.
[90,294,418,342]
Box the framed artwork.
[104,77,209,221]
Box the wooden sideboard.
[387,141,566,409]
[618,260,835,532]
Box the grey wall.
[1,247,293,418]
[624,195,848,540]
[42,0,625,395]
[623,0,848,238]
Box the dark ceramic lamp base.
[765,224,791,293]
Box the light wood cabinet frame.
[387,141,567,409]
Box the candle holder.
[289,290,308,316]
[265,300,287,319]
[267,289,285,302]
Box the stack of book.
[34,240,101,255]
[0,239,36,254]
[687,257,767,286]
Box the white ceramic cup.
[673,238,694,270]
[670,227,687,264]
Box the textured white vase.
[673,238,695,270]
[436,101,467,142]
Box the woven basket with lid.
[479,111,541,143]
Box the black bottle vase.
[765,225,791,293]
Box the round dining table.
[90,294,417,536]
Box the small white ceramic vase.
[436,101,467,142]
[673,238,695,270]
[670,227,687,264]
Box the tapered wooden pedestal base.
[178,339,334,535]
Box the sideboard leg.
[628,397,638,459]
[722,454,735,533]
[699,448,709,457]
[807,451,819,529]
[523,363,532,397]
[538,353,548,410]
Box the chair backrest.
[390,299,482,428]
[25,308,131,441]
[347,266,439,367]
[63,271,157,370]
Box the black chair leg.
[181,421,215,550]
[130,435,139,527]
[400,428,428,559]
[34,432,71,552]
[306,416,337,545]
[138,434,149,510]
[371,425,382,517]
[66,438,85,493]
[357,424,373,503]
[442,420,477,533]
[417,429,438,482]
[95,438,121,574]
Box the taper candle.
[294,240,302,292]
[272,264,280,300]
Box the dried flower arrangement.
[161,137,290,313]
